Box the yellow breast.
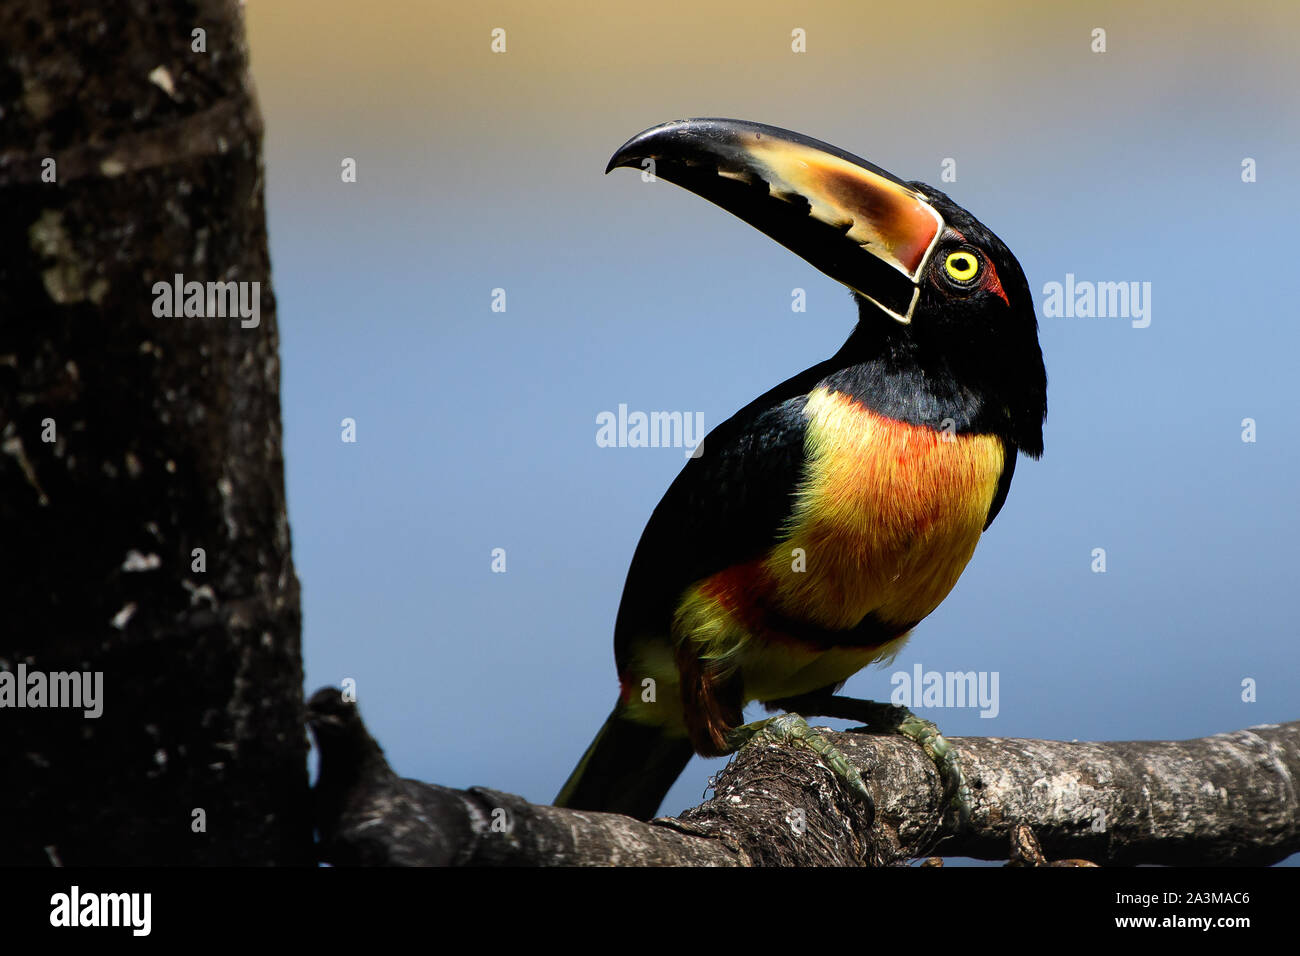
[767,385,1005,631]
[643,385,1007,723]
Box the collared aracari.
[556,119,1047,821]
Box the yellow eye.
[944,250,979,282]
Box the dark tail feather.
[554,706,694,820]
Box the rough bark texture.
[0,0,309,864]
[308,690,743,866]
[309,690,1300,866]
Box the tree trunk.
[0,0,308,864]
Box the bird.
[556,119,1046,821]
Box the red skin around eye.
[946,228,1009,306]
[982,262,1008,305]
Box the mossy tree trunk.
[0,0,309,864]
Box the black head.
[861,182,1047,456]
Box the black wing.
[612,361,833,671]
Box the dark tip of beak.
[605,120,693,175]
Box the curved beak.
[607,118,945,323]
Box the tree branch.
[308,689,1300,866]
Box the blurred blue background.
[248,1,1299,862]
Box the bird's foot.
[724,713,874,822]
[765,695,972,829]
[888,705,972,829]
